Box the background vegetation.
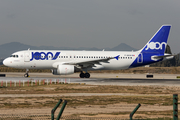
[150,45,180,67]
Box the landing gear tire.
[24,69,29,78]
[24,73,29,78]
[85,73,90,78]
[80,72,90,78]
[80,72,85,78]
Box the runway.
[0,73,180,86]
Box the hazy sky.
[0,0,180,53]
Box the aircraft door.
[24,52,30,62]
[137,53,143,63]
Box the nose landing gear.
[24,69,30,77]
[24,73,29,77]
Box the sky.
[0,0,180,53]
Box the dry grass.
[0,84,178,119]
[1,84,180,94]
[0,84,176,108]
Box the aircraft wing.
[63,55,119,69]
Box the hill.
[0,42,137,59]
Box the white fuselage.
[3,50,139,70]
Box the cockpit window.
[10,55,19,58]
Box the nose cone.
[3,58,9,66]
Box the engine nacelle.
[52,65,75,75]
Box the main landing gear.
[24,69,29,78]
[79,71,90,78]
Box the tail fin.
[141,25,171,54]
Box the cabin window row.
[71,56,109,59]
[33,56,110,59]
[33,56,133,59]
[120,57,132,59]
[10,55,133,59]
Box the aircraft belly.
[34,61,53,69]
[21,61,53,69]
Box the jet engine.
[52,65,75,75]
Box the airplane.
[3,25,174,78]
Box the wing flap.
[63,55,119,69]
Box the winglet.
[114,55,120,60]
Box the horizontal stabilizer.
[153,54,174,59]
[151,54,174,61]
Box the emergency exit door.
[24,52,30,62]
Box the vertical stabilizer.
[140,25,171,54]
[129,25,172,68]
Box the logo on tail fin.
[145,42,166,50]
